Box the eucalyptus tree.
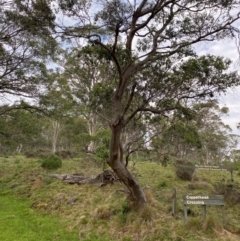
[152,100,239,165]
[192,101,239,165]
[63,46,114,152]
[0,107,43,153]
[153,118,202,161]
[58,116,90,153]
[39,71,76,153]
[0,0,57,101]
[48,0,240,207]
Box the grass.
[0,194,79,241]
[0,155,240,240]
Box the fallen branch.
[46,170,118,186]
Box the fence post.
[172,188,176,217]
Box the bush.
[41,155,62,170]
[95,145,109,162]
[214,180,240,204]
[175,160,195,181]
[55,150,76,159]
[25,149,50,158]
[156,180,167,188]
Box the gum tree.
[47,0,240,208]
[0,0,57,100]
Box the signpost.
[183,195,225,227]
[195,165,233,181]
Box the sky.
[195,39,240,137]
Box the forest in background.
[1,99,240,167]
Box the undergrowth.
[0,155,240,241]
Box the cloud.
[219,87,240,133]
[195,37,240,138]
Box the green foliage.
[156,180,167,189]
[94,129,111,162]
[40,155,62,170]
[95,145,109,162]
[90,82,114,111]
[0,108,45,153]
[166,122,202,149]
[14,158,20,164]
[80,233,113,241]
[119,201,131,224]
[121,236,133,241]
[159,155,170,167]
[0,0,57,97]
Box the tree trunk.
[16,143,23,153]
[52,120,60,154]
[108,120,147,209]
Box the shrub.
[156,180,167,188]
[95,145,109,162]
[159,155,170,167]
[55,150,76,159]
[25,149,50,158]
[94,205,112,219]
[214,180,240,204]
[41,155,62,170]
[175,160,195,181]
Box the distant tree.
[56,116,90,153]
[152,100,239,165]
[39,71,76,153]
[0,0,57,100]
[193,102,239,165]
[63,46,115,152]
[0,107,43,153]
[48,0,240,208]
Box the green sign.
[183,195,224,205]
[183,194,225,227]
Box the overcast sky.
[195,38,240,137]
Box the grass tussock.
[202,215,223,233]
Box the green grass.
[0,155,240,240]
[0,194,79,241]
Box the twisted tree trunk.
[108,116,147,209]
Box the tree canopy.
[0,0,57,99]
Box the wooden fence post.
[172,188,176,217]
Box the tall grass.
[0,155,240,240]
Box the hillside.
[0,155,240,241]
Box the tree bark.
[108,119,147,209]
[109,157,147,208]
